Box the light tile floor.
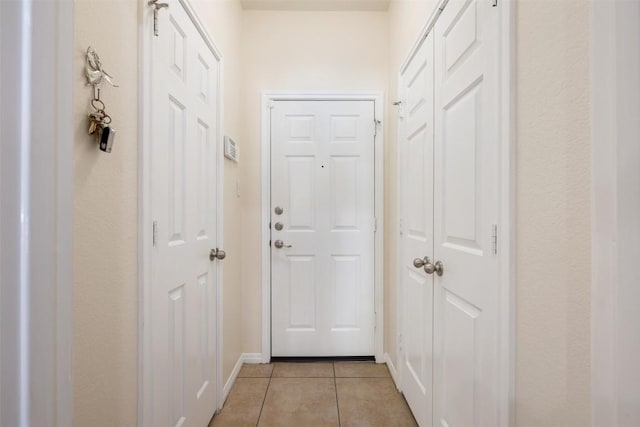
[209,362,417,427]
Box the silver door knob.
[413,256,443,276]
[274,206,284,215]
[274,222,284,231]
[210,248,226,261]
[413,256,431,268]
[274,240,292,249]
[425,260,444,276]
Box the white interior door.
[270,100,376,357]
[150,0,220,425]
[398,33,435,427]
[433,0,500,425]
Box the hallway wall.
[72,0,243,425]
[516,1,591,425]
[239,9,390,353]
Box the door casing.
[138,0,225,423]
[394,0,516,425]
[261,91,385,363]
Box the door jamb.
[139,1,226,424]
[261,91,385,363]
[394,2,516,426]
[591,4,640,426]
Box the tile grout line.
[254,366,274,427]
[333,362,342,427]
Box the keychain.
[85,46,118,153]
[87,88,116,153]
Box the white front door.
[433,0,500,425]
[398,33,435,427]
[270,100,376,357]
[150,0,220,425]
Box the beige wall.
[239,10,390,353]
[73,2,138,424]
[516,1,591,425]
[73,0,243,425]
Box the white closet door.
[150,0,220,425]
[270,100,376,357]
[398,33,435,427]
[433,0,501,425]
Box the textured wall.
[516,1,591,425]
[73,1,139,424]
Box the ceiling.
[240,0,391,11]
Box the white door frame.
[0,0,74,425]
[394,1,516,425]
[138,0,226,423]
[591,3,640,426]
[261,91,385,363]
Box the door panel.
[271,100,375,357]
[151,0,219,425]
[434,0,500,426]
[398,33,435,427]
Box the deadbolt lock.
[274,222,283,231]
[274,206,283,215]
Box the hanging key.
[88,111,105,135]
[149,0,169,37]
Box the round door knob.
[413,257,430,268]
[425,260,444,276]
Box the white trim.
[394,2,516,425]
[384,353,400,390]
[222,354,244,404]
[0,0,74,425]
[498,2,516,426]
[139,1,225,425]
[591,3,640,426]
[261,91,385,363]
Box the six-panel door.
[150,0,219,425]
[270,100,376,357]
[433,0,501,425]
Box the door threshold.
[271,356,375,363]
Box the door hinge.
[491,224,498,255]
[149,0,169,37]
[374,217,378,233]
[152,220,158,246]
[374,119,381,138]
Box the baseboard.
[242,353,264,364]
[222,355,244,403]
[384,352,400,391]
[222,353,269,404]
